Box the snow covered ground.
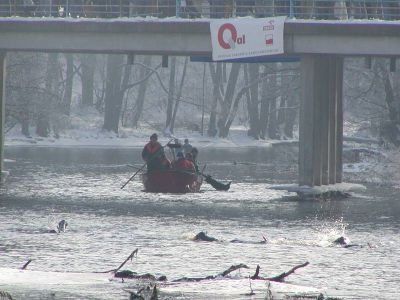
[5,122,291,149]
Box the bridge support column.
[299,55,343,186]
[0,52,6,183]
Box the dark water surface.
[0,146,399,299]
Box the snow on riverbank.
[5,125,293,149]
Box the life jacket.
[142,142,162,161]
[174,158,195,172]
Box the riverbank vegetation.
[5,54,400,149]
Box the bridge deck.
[0,18,399,56]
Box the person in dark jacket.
[142,133,162,171]
[190,147,199,172]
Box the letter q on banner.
[210,17,286,61]
[218,23,238,49]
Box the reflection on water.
[0,146,399,299]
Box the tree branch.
[96,248,139,273]
[173,264,249,282]
[251,262,310,282]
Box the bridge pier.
[299,55,343,186]
[0,52,5,183]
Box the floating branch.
[21,259,32,270]
[115,270,167,281]
[173,264,249,282]
[251,262,310,282]
[124,284,158,300]
[219,263,249,277]
[96,248,138,273]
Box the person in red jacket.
[173,151,195,172]
[142,133,162,171]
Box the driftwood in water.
[173,263,249,282]
[21,259,32,270]
[115,270,167,281]
[96,248,139,274]
[125,284,158,300]
[194,231,267,244]
[251,262,309,282]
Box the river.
[0,146,399,299]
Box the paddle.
[196,163,231,191]
[200,172,231,191]
[185,163,231,191]
[120,138,173,189]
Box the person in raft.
[142,133,162,172]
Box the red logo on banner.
[217,23,245,49]
[265,34,273,45]
[263,20,275,31]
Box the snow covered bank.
[5,125,295,149]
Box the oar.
[161,169,230,191]
[120,161,147,189]
[194,163,231,191]
[120,138,173,189]
[200,172,231,191]
[126,164,141,170]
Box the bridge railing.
[0,1,399,20]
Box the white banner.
[210,16,286,61]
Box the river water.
[0,146,399,300]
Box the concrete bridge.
[1,18,400,186]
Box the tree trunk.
[284,91,297,139]
[223,82,249,137]
[165,56,176,133]
[380,62,400,146]
[63,54,74,116]
[259,65,269,139]
[36,53,58,137]
[103,54,124,133]
[267,63,279,139]
[218,63,241,138]
[132,56,152,127]
[81,54,95,107]
[247,63,260,139]
[13,53,38,138]
[382,67,400,123]
[277,95,286,139]
[119,55,132,128]
[21,111,30,137]
[170,57,189,133]
[208,63,222,137]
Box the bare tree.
[62,54,74,116]
[102,54,125,133]
[217,63,241,138]
[246,63,260,139]
[81,54,96,107]
[132,56,152,127]
[36,53,60,137]
[165,56,177,134]
[170,57,189,133]
[208,62,222,137]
